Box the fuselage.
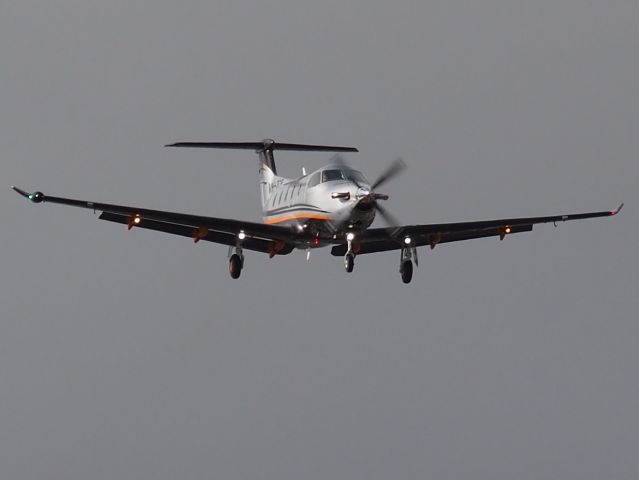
[261,165,376,248]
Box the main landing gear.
[342,233,417,284]
[399,245,417,284]
[400,259,413,284]
[228,247,244,279]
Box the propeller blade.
[329,154,349,167]
[329,154,363,188]
[329,204,357,231]
[371,157,406,191]
[374,202,401,227]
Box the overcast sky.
[2,1,638,479]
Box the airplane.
[12,139,623,284]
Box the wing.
[331,204,624,256]
[12,187,298,256]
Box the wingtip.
[11,185,29,198]
[11,186,44,203]
[611,203,624,215]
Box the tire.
[344,253,355,273]
[229,254,242,279]
[400,260,413,284]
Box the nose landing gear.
[344,232,356,272]
[344,252,355,272]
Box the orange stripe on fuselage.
[264,212,333,224]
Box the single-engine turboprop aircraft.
[12,139,623,283]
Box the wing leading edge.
[12,187,298,256]
[331,204,624,255]
[12,187,623,258]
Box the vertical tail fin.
[256,143,278,209]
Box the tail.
[165,139,358,209]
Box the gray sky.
[2,1,638,478]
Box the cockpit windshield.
[344,170,368,185]
[321,169,368,185]
[321,170,344,183]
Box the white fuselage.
[260,165,376,247]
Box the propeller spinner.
[329,156,406,228]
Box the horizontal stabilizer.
[165,139,358,153]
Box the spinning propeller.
[330,155,406,227]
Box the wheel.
[400,260,413,284]
[344,253,355,273]
[229,254,242,279]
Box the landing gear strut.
[344,232,356,272]
[228,246,244,279]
